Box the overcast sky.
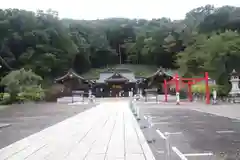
[1,0,240,20]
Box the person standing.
[212,89,217,104]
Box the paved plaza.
[137,102,240,160]
[2,97,240,160]
[0,101,155,160]
[0,102,95,149]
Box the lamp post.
[229,69,240,103]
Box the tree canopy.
[0,5,240,94]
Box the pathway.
[0,101,155,160]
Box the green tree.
[199,6,240,33]
[1,68,43,102]
[0,5,240,95]
[178,31,240,93]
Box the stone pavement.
[0,101,155,160]
[190,103,240,119]
[0,103,95,149]
[137,101,240,160]
[137,99,240,120]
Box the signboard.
[71,90,84,103]
[112,85,122,89]
[197,79,216,85]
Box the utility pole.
[118,44,122,64]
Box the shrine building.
[54,68,175,98]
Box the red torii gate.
[163,72,210,104]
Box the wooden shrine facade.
[142,68,175,95]
[55,69,92,97]
[93,68,140,97]
[54,68,176,98]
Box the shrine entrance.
[108,84,122,97]
[94,68,138,97]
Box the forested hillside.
[0,5,240,89]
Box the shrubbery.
[0,93,10,100]
[192,84,217,93]
[17,86,45,102]
[0,68,44,103]
[44,84,65,102]
[0,93,10,104]
[191,84,228,95]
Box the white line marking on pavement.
[152,122,172,125]
[156,150,165,154]
[156,130,167,140]
[145,116,158,119]
[158,116,172,120]
[172,147,188,160]
[184,153,213,157]
[152,116,158,118]
[216,130,235,133]
[0,123,11,129]
[165,132,182,136]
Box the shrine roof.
[55,69,86,82]
[146,68,179,79]
[96,69,136,83]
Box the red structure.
[164,72,210,104]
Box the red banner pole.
[205,72,210,104]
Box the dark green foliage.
[0,5,239,95]
[0,8,183,79]
[0,68,44,103]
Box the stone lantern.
[229,69,240,102]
